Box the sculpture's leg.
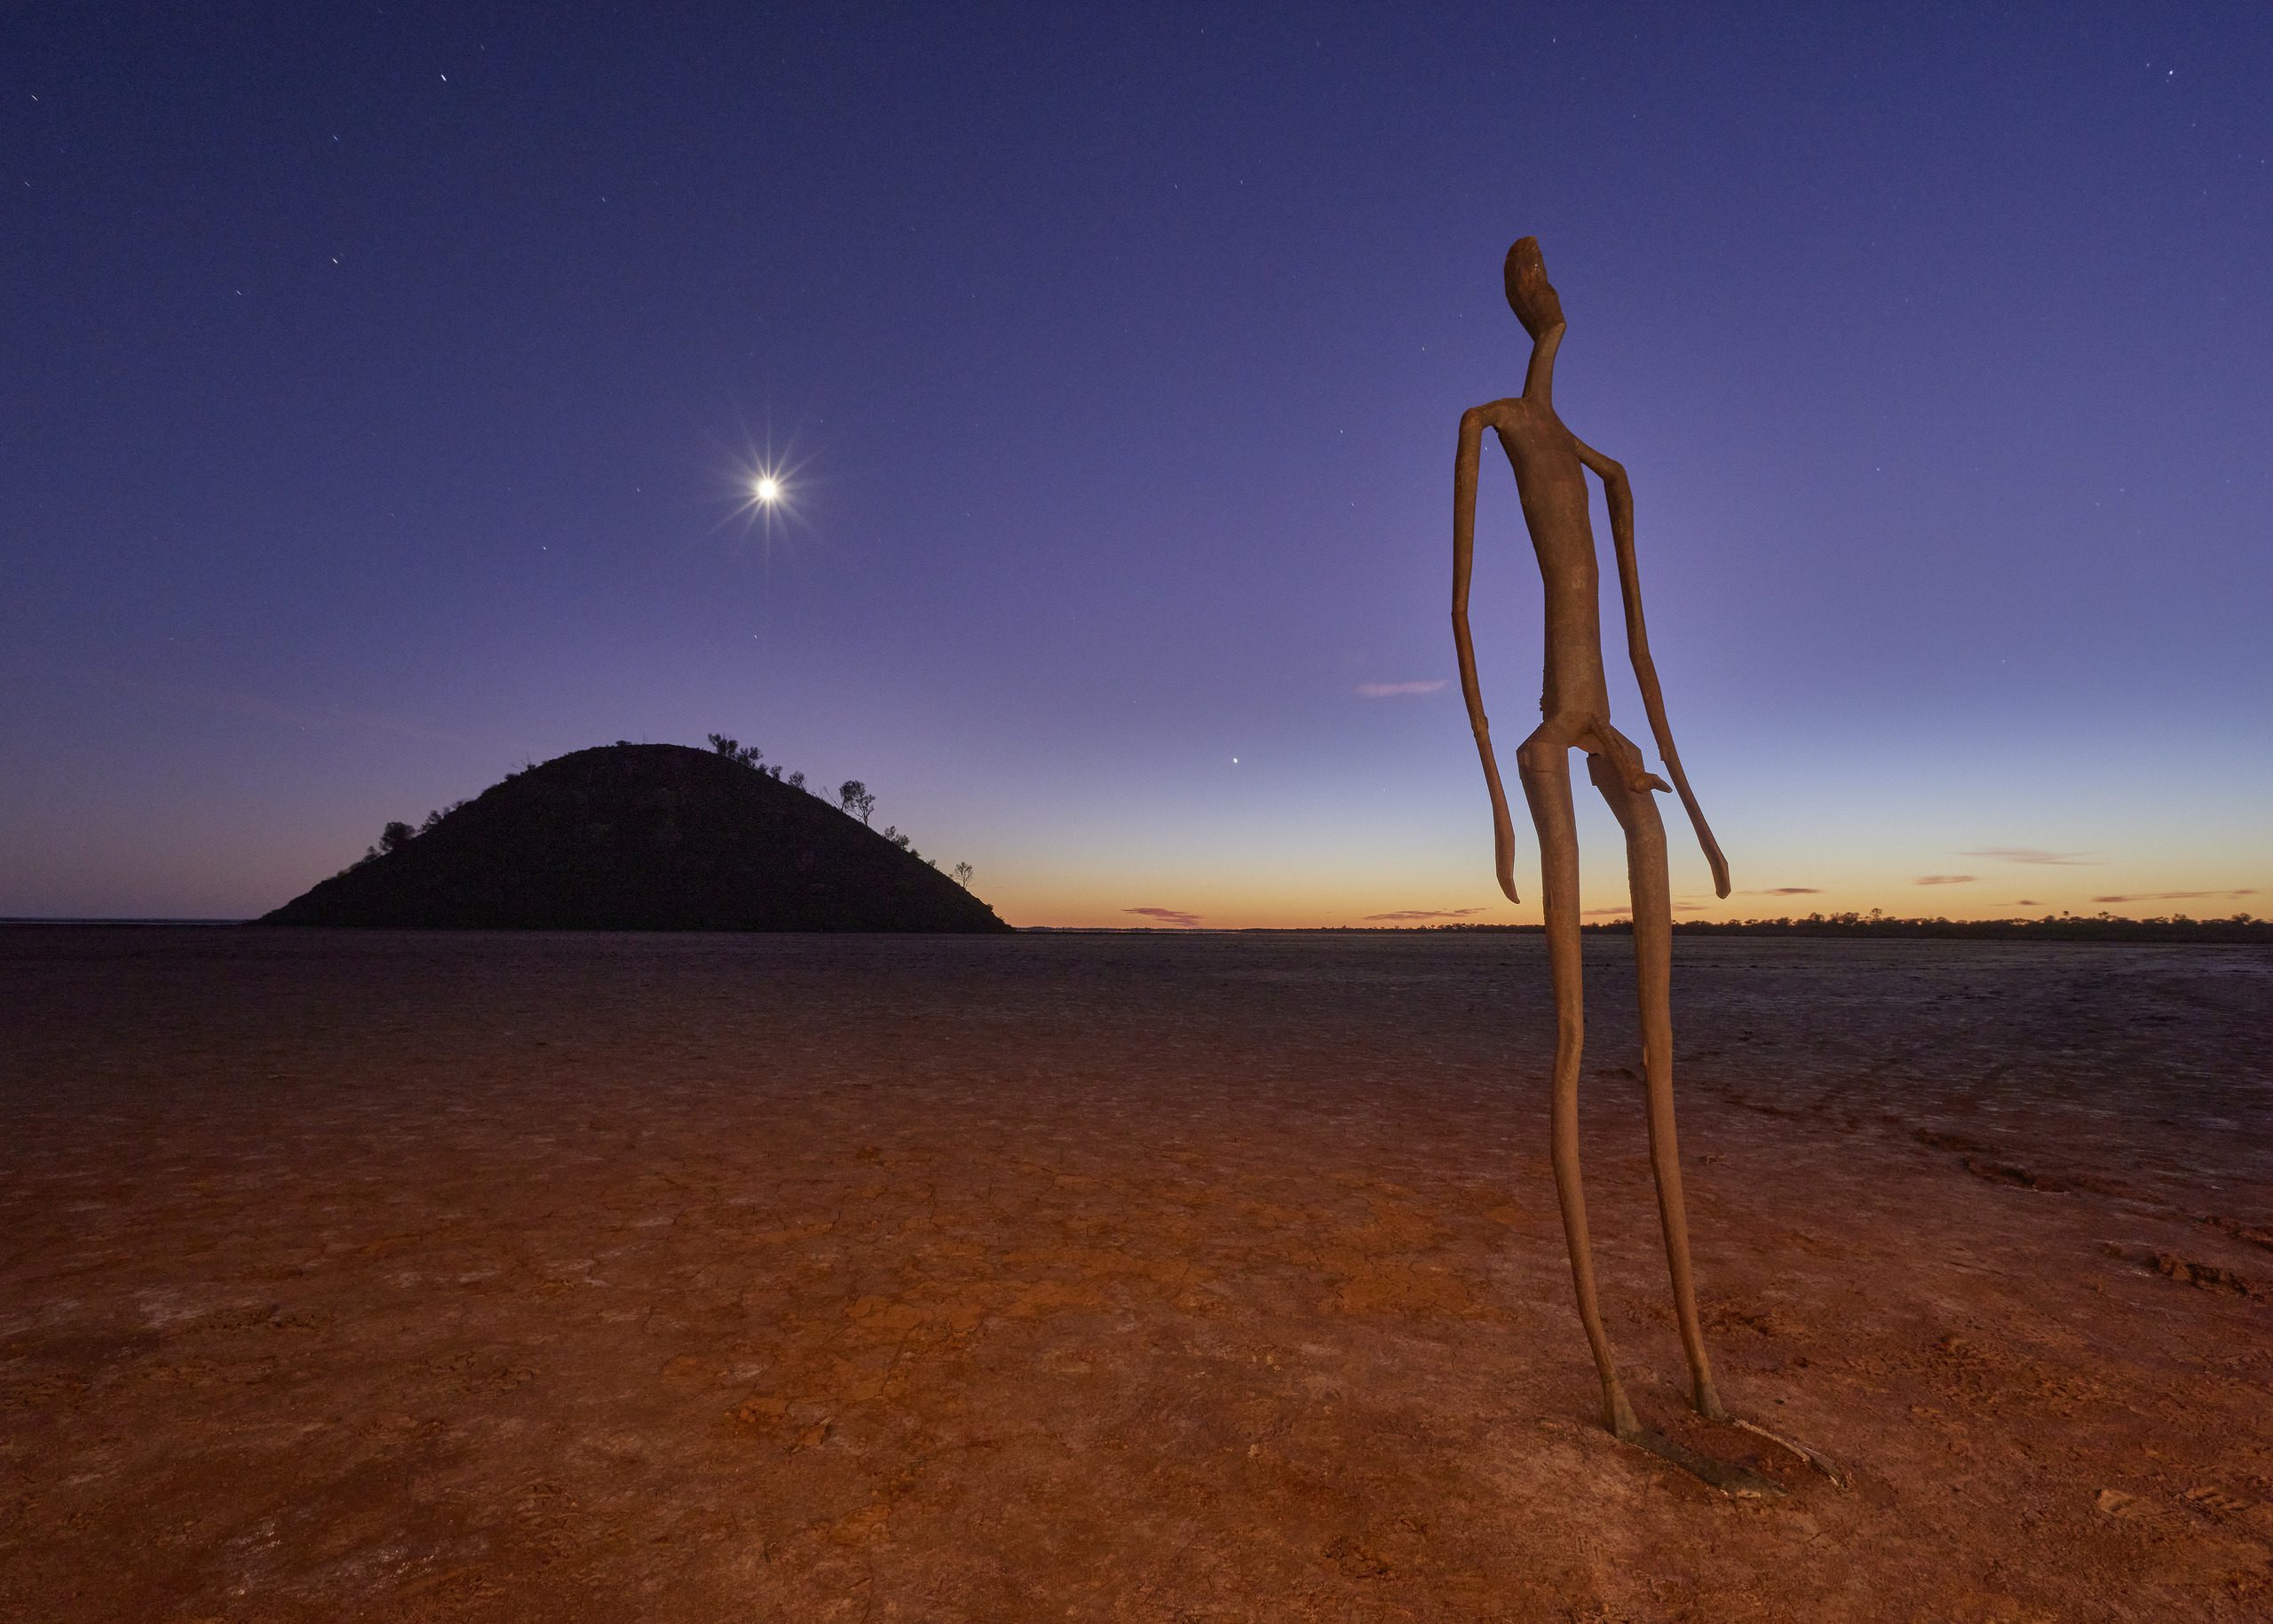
[1517,739,1638,1439]
[1588,752,1721,1419]
[1588,749,1844,1491]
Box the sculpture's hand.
[1700,831,1731,899]
[1591,723,1670,796]
[1477,722,1522,904]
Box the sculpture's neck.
[1523,325,1564,411]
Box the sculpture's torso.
[1479,395,1611,723]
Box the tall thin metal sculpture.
[1453,238,1839,1493]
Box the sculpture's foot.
[1721,1414,1849,1489]
[1612,1422,1784,1499]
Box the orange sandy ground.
[2,926,2269,1621]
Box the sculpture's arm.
[1453,407,1521,904]
[1574,438,1731,898]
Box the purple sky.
[6,4,2269,925]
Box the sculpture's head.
[1504,237,1565,339]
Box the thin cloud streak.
[2089,889,2255,904]
[1123,906,1202,928]
[1355,680,1447,698]
[1913,874,1977,886]
[1362,907,1483,922]
[1960,848,2100,866]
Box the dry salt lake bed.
[2,925,2269,1621]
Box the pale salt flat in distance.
[1356,679,1448,698]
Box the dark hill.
[259,744,1012,932]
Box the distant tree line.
[1418,912,2267,943]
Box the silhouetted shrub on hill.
[705,732,764,769]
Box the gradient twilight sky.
[5,4,2269,927]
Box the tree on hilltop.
[706,733,764,769]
